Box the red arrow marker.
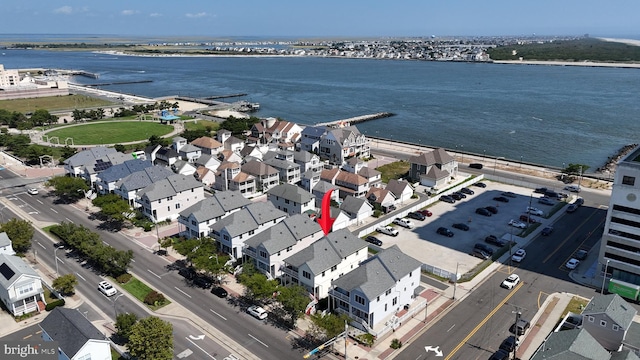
[317,189,336,235]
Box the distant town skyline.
[2,0,639,39]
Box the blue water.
[2,49,640,171]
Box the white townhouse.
[320,125,369,165]
[210,202,287,259]
[385,179,415,205]
[173,136,202,163]
[266,183,316,216]
[113,166,175,207]
[299,126,326,154]
[0,253,46,316]
[214,161,257,197]
[136,173,205,223]
[281,229,369,299]
[94,159,153,195]
[63,146,117,177]
[241,160,280,193]
[0,232,16,255]
[243,215,323,279]
[263,154,302,185]
[40,307,111,360]
[178,190,251,239]
[293,150,323,173]
[339,196,374,224]
[329,245,422,335]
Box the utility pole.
[344,320,348,360]
[506,303,527,360]
[452,262,459,300]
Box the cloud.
[150,13,162,17]
[121,9,138,16]
[53,6,73,14]
[185,12,207,18]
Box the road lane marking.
[543,210,600,264]
[55,257,64,264]
[210,309,227,320]
[37,242,46,249]
[50,208,58,213]
[447,324,455,332]
[66,217,73,222]
[185,337,216,359]
[147,269,161,279]
[538,291,552,309]
[174,287,192,298]
[75,272,86,281]
[248,334,268,348]
[36,199,43,204]
[444,281,524,360]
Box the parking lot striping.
[174,287,192,298]
[210,309,227,320]
[248,334,269,348]
[36,199,43,204]
[542,210,600,264]
[23,334,32,339]
[444,281,524,360]
[37,241,46,249]
[50,208,58,213]
[185,337,217,359]
[147,269,161,279]
[538,291,552,309]
[75,272,86,281]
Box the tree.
[275,285,311,326]
[308,312,351,341]
[115,313,138,343]
[52,274,78,295]
[45,176,89,202]
[158,237,173,253]
[564,163,590,175]
[0,218,34,254]
[128,316,173,360]
[93,194,133,224]
[237,262,278,301]
[114,144,126,153]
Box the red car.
[519,214,538,223]
[418,209,433,217]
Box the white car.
[98,281,117,297]
[564,185,581,193]
[376,226,399,237]
[393,217,414,229]
[512,249,526,263]
[526,207,544,216]
[501,274,521,289]
[566,258,580,269]
[247,305,268,320]
[27,188,39,195]
[509,219,527,229]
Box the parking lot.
[373,181,568,277]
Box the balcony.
[244,247,257,258]
[280,266,299,279]
[329,288,350,303]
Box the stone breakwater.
[597,144,639,173]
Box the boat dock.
[85,80,153,87]
[316,112,395,127]
[204,93,248,100]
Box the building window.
[386,289,391,296]
[303,271,311,279]
[18,284,34,295]
[322,271,325,277]
[613,324,620,331]
[259,250,268,258]
[392,297,398,306]
[355,294,365,305]
[600,320,607,327]
[588,316,594,322]
[623,176,636,186]
[285,199,290,204]
[331,265,337,271]
[377,296,380,302]
[175,203,181,209]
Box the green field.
[184,119,220,132]
[0,94,115,113]
[46,121,173,145]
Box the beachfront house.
[0,253,46,316]
[320,125,369,165]
[178,190,251,239]
[281,229,369,299]
[136,173,205,223]
[40,307,111,360]
[408,148,457,187]
[299,126,326,154]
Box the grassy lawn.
[0,94,115,113]
[46,122,173,145]
[119,276,170,310]
[561,296,589,318]
[184,119,220,132]
[377,160,410,183]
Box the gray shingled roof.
[313,180,337,193]
[97,159,153,183]
[40,308,107,359]
[179,143,201,153]
[0,232,11,248]
[116,166,175,192]
[209,202,286,237]
[624,322,640,353]
[242,159,279,176]
[244,222,297,254]
[263,157,300,170]
[284,229,367,274]
[611,350,640,360]
[385,179,412,198]
[282,214,321,240]
[530,328,611,360]
[0,253,39,289]
[138,174,203,202]
[179,190,250,223]
[583,294,637,330]
[293,150,315,163]
[267,183,313,203]
[358,166,381,179]
[331,245,422,300]
[63,146,117,167]
[340,196,371,214]
[301,126,326,138]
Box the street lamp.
[520,156,523,169]
[452,262,460,300]
[460,145,464,164]
[54,245,64,276]
[113,293,124,317]
[483,149,486,162]
[601,259,610,294]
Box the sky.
[2,0,639,39]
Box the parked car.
[526,206,544,216]
[460,187,474,195]
[418,209,433,217]
[193,275,213,289]
[473,182,487,188]
[98,280,117,297]
[440,195,456,204]
[365,236,383,246]
[376,226,399,237]
[508,219,527,229]
[453,191,466,199]
[544,190,560,199]
[485,235,507,247]
[436,227,454,237]
[566,204,578,213]
[452,223,469,231]
[469,163,483,169]
[450,193,463,201]
[485,206,498,214]
[499,336,520,353]
[575,249,588,260]
[476,208,492,216]
[247,305,268,320]
[407,211,426,221]
[565,185,581,193]
[511,318,531,335]
[211,286,228,298]
[179,267,197,280]
[575,197,585,206]
[512,249,526,262]
[501,191,517,198]
[534,187,547,194]
[519,214,537,223]
[566,258,580,269]
[538,197,555,206]
[501,274,520,289]
[393,217,414,229]
[382,204,397,213]
[471,249,491,259]
[474,243,494,256]
[557,192,569,199]
[541,226,554,236]
[27,188,39,195]
[493,196,509,203]
[489,350,510,360]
